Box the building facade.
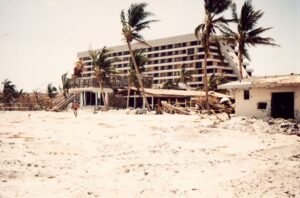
[77,33,252,89]
[218,74,300,121]
[71,33,252,108]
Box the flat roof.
[218,74,300,89]
[129,87,231,98]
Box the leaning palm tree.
[195,0,232,110]
[221,1,278,79]
[127,49,147,108]
[89,46,116,110]
[176,64,193,90]
[121,3,157,110]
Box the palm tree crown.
[176,64,193,89]
[90,46,116,84]
[221,0,278,79]
[121,3,157,44]
[195,0,232,52]
[128,49,147,88]
[1,79,18,103]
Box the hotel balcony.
[69,75,153,89]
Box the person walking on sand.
[71,101,79,117]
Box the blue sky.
[0,0,299,91]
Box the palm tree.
[61,72,70,98]
[221,1,278,80]
[208,73,228,91]
[47,83,57,98]
[89,46,116,110]
[1,79,18,103]
[176,64,193,90]
[121,3,157,110]
[162,80,178,90]
[195,0,232,110]
[127,49,147,108]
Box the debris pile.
[218,116,300,136]
[263,117,300,136]
[161,101,190,115]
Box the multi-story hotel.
[69,33,252,108]
[77,33,252,89]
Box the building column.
[95,92,98,107]
[152,96,154,109]
[105,92,109,107]
[83,91,86,107]
[134,92,136,108]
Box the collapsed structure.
[218,74,300,120]
[69,33,252,109]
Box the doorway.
[85,92,96,106]
[271,92,294,119]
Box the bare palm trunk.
[126,75,131,108]
[126,42,150,111]
[203,51,209,110]
[238,48,244,80]
[99,80,108,110]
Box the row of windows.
[114,54,226,68]
[81,44,221,63]
[108,41,219,57]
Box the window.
[190,41,198,46]
[244,90,250,100]
[187,48,194,55]
[257,102,267,110]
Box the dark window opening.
[187,48,195,55]
[257,102,267,110]
[244,90,250,100]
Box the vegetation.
[195,0,232,110]
[61,72,71,98]
[162,80,178,90]
[176,64,193,90]
[47,83,57,98]
[121,2,158,110]
[221,0,278,79]
[208,74,228,91]
[127,49,147,108]
[1,79,19,103]
[73,60,85,78]
[89,46,117,110]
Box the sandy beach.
[0,110,299,197]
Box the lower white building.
[219,74,300,120]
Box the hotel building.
[70,33,252,107]
[77,33,252,88]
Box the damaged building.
[218,74,300,120]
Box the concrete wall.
[234,87,300,120]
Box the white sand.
[0,110,299,197]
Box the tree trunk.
[99,80,108,111]
[126,75,131,109]
[238,47,244,80]
[126,42,150,111]
[203,51,209,110]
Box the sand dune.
[0,110,299,197]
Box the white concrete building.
[71,33,252,108]
[219,74,300,120]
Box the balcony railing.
[69,75,153,89]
